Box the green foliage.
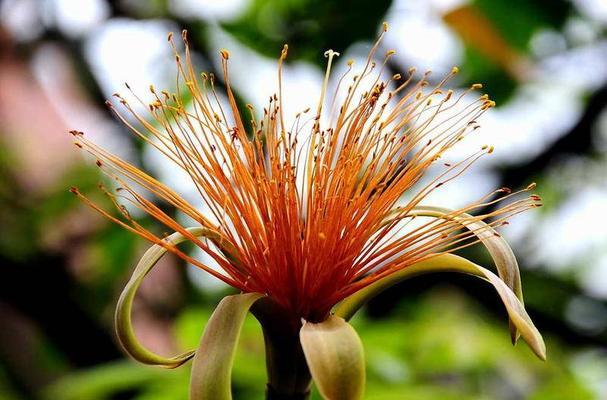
[44,288,597,399]
[223,0,391,64]
[473,0,571,51]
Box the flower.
[70,24,544,400]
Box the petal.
[407,205,523,343]
[300,315,365,400]
[115,227,231,368]
[189,292,265,400]
[335,253,546,360]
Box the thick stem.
[252,299,312,400]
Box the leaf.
[407,206,523,343]
[300,315,366,400]
[115,227,222,368]
[335,253,546,360]
[190,292,265,400]
[41,361,165,400]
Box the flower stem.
[252,299,312,400]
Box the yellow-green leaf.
[335,253,545,360]
[300,315,365,400]
[190,292,264,400]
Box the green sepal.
[190,292,265,400]
[335,253,546,360]
[115,227,223,368]
[406,206,524,343]
[299,315,366,400]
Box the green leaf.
[189,292,265,400]
[300,315,366,400]
[335,253,546,360]
[115,227,224,368]
[406,206,524,343]
[41,361,165,400]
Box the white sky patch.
[384,0,464,73]
[187,246,230,293]
[412,170,500,210]
[500,209,538,250]
[530,188,607,272]
[169,0,250,21]
[572,0,607,25]
[536,40,607,92]
[85,19,178,110]
[564,17,603,46]
[31,43,133,162]
[48,0,109,38]
[580,255,607,300]
[0,0,44,41]
[437,81,583,167]
[570,349,607,400]
[208,26,324,125]
[530,28,568,59]
[427,0,469,14]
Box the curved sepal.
[402,206,523,343]
[190,292,265,400]
[300,315,366,400]
[335,253,546,360]
[115,227,218,368]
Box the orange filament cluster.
[70,25,541,322]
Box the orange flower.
[70,25,540,325]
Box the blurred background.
[1,0,607,399]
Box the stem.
[252,299,312,400]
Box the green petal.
[300,315,366,400]
[335,253,546,360]
[189,292,265,400]
[407,205,523,343]
[115,227,226,368]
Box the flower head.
[70,26,540,324]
